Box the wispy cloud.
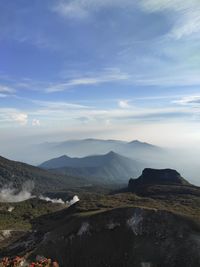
[46,68,129,92]
[54,0,200,39]
[139,0,200,39]
[0,85,15,96]
[33,102,195,124]
[131,73,200,87]
[32,100,91,110]
[53,0,134,19]
[173,95,200,105]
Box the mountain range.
[12,138,163,165]
[0,151,143,193]
[39,151,144,183]
[39,138,161,158]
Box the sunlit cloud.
[0,108,28,126]
[118,100,130,109]
[12,113,28,125]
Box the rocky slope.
[0,168,200,267]
[127,168,200,198]
[0,155,89,193]
[129,168,189,187]
[31,207,200,267]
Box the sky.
[1,0,200,151]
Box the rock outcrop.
[129,168,189,188]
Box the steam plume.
[0,181,34,202]
[40,195,80,206]
[0,180,79,207]
[66,195,79,206]
[39,196,65,204]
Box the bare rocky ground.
[1,169,200,267]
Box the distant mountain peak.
[128,140,153,146]
[128,140,141,144]
[58,155,70,159]
[106,151,117,156]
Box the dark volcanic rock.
[5,207,200,267]
[127,168,197,197]
[129,168,189,187]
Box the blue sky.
[1,0,200,148]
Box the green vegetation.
[74,192,200,225]
[0,164,200,267]
[0,198,65,230]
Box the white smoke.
[8,206,15,212]
[39,195,79,206]
[0,181,35,203]
[39,195,65,204]
[0,180,79,207]
[66,195,79,206]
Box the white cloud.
[139,0,200,39]
[54,0,200,39]
[53,0,134,19]
[32,100,90,110]
[32,119,40,126]
[27,98,198,125]
[12,113,28,125]
[0,85,15,94]
[46,68,129,92]
[54,1,89,19]
[118,100,130,109]
[132,73,200,87]
[0,108,28,126]
[173,95,200,105]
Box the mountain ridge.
[32,138,162,164]
[39,151,144,183]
